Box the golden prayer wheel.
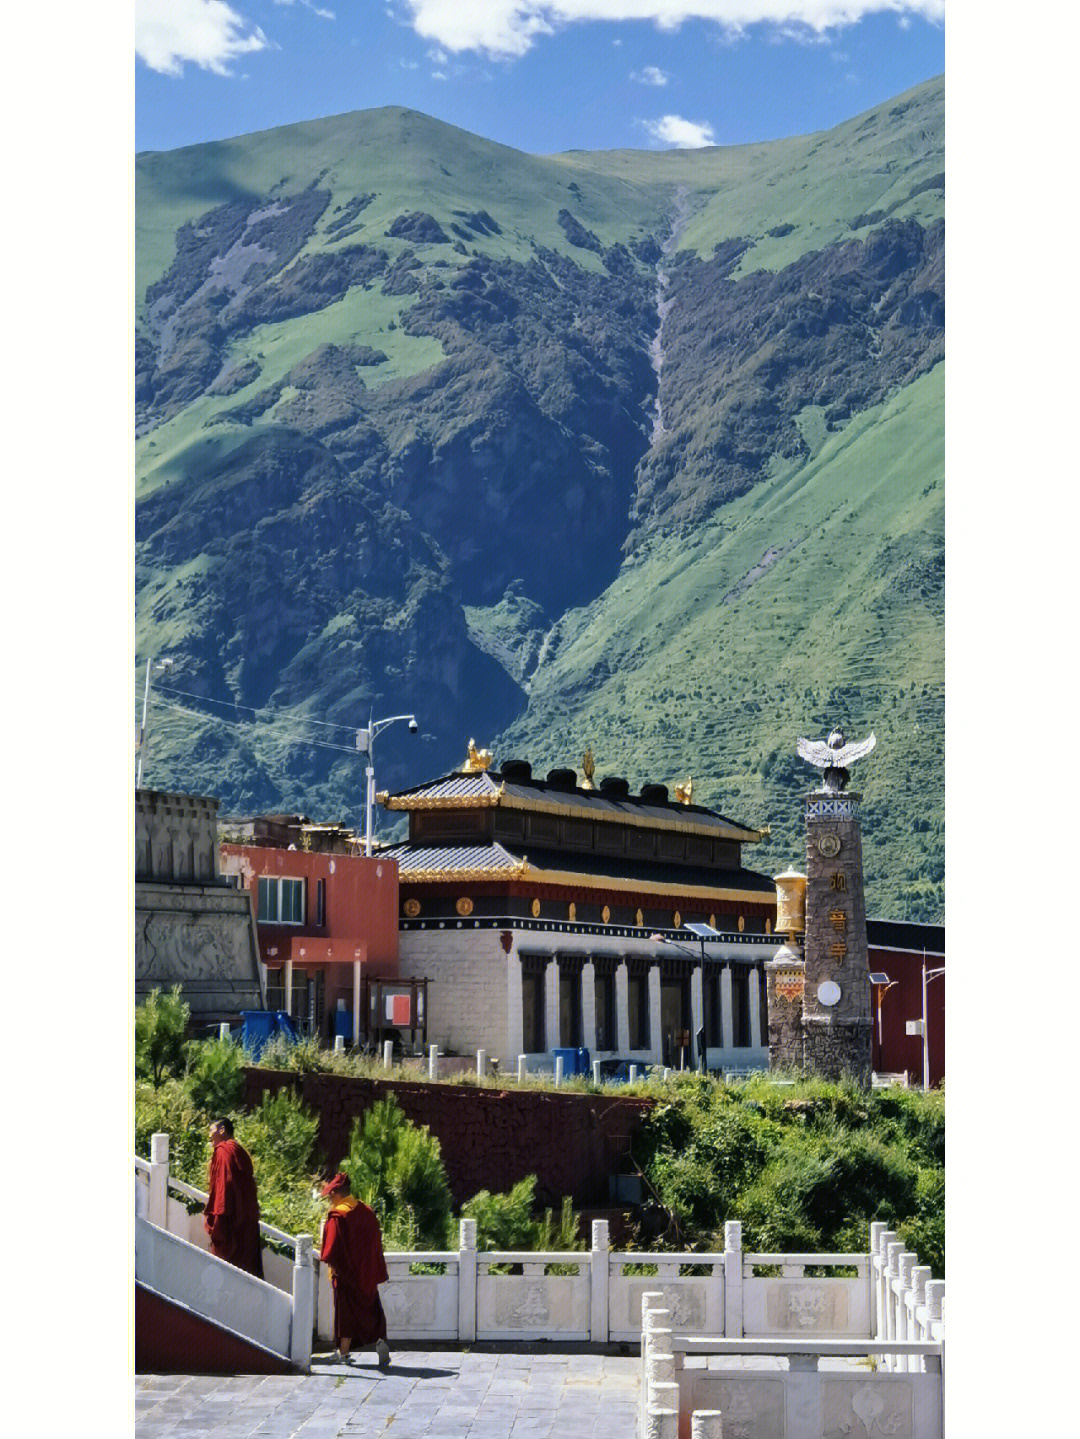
[774,865,807,938]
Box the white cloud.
[136,0,269,76]
[643,113,716,146]
[398,2,945,59]
[274,0,336,15]
[631,64,669,84]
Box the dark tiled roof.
[382,767,763,839]
[867,918,945,955]
[380,841,523,877]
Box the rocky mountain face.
[136,77,944,920]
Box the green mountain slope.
[135,77,944,920]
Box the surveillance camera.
[408,718,419,734]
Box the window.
[703,970,722,1047]
[732,965,751,1048]
[559,968,583,1047]
[257,876,306,924]
[594,971,615,1050]
[316,878,326,927]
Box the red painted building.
[866,919,944,1087]
[220,816,401,1044]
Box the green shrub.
[344,1096,453,1249]
[134,1078,210,1186]
[135,985,189,1086]
[463,1175,540,1251]
[185,1037,244,1114]
[236,1086,321,1186]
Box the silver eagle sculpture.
[796,726,876,792]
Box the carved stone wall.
[136,789,221,885]
[135,883,263,1025]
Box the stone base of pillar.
[802,1016,872,1082]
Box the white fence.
[639,1225,946,1439]
[137,1138,942,1370]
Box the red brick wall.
[244,1069,654,1208]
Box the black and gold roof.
[379,760,767,844]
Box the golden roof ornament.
[581,746,596,790]
[461,738,493,773]
[674,775,693,805]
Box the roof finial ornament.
[674,775,693,805]
[796,725,876,793]
[462,738,493,773]
[581,746,596,790]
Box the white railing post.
[897,1251,916,1370]
[692,1413,725,1439]
[876,1229,897,1353]
[926,1279,945,1341]
[629,1064,640,1082]
[869,1222,886,1336]
[648,1381,680,1439]
[458,1217,477,1343]
[383,1039,393,1069]
[219,1022,231,1041]
[477,1049,486,1080]
[148,1132,170,1229]
[911,1266,931,1348]
[555,1055,564,1087]
[334,1035,345,1053]
[590,1220,609,1344]
[723,1219,743,1337]
[290,1235,315,1372]
[885,1241,903,1370]
[428,1045,439,1080]
[593,1059,602,1085]
[640,1298,671,1439]
[517,1054,527,1083]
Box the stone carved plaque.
[821,1378,913,1438]
[381,1280,438,1327]
[691,1377,785,1439]
[629,1280,707,1330]
[765,1281,849,1332]
[136,913,249,982]
[480,1276,585,1332]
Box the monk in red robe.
[204,1117,263,1278]
[319,1172,390,1367]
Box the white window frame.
[257,875,306,925]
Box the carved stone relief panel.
[381,1280,439,1328]
[477,1276,587,1333]
[691,1376,785,1439]
[765,1280,849,1332]
[821,1378,914,1438]
[629,1280,708,1330]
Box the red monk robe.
[204,1138,263,1277]
[320,1196,389,1347]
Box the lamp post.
[920,954,945,1090]
[868,973,897,1067]
[136,657,173,787]
[355,711,418,857]
[652,923,721,1072]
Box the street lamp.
[868,972,897,1057]
[355,711,419,857]
[651,922,722,1072]
[136,657,174,787]
[919,954,945,1091]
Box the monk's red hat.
[320,1172,349,1196]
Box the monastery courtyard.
[135,1343,641,1439]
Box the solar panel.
[683,923,723,938]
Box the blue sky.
[136,1,944,154]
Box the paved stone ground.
[135,1343,641,1439]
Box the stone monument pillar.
[795,725,875,1082]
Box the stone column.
[545,959,559,1056]
[615,961,630,1053]
[506,950,524,1068]
[802,789,872,1081]
[749,966,762,1049]
[284,959,294,1019]
[582,960,597,1052]
[720,964,734,1051]
[647,964,662,1065]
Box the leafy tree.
[185,1036,244,1114]
[344,1096,454,1249]
[135,985,189,1086]
[134,1077,211,1186]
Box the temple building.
[378,749,778,1073]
